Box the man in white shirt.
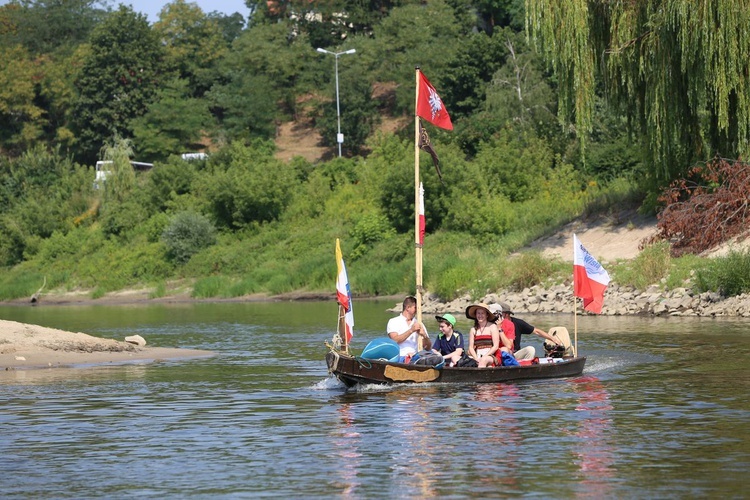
[387,295,430,360]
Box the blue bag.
[501,351,520,367]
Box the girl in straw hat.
[465,303,513,367]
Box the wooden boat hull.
[326,350,586,388]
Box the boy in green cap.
[431,313,464,367]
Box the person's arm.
[388,320,420,344]
[534,327,562,345]
[454,333,464,356]
[498,328,513,350]
[468,329,477,359]
[420,322,431,350]
[488,325,502,356]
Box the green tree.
[207,12,245,45]
[71,5,167,162]
[100,135,136,206]
[0,146,91,265]
[526,0,750,184]
[131,78,213,162]
[367,0,464,115]
[199,141,297,228]
[141,156,198,214]
[473,130,555,203]
[37,49,83,151]
[0,0,109,56]
[153,0,230,97]
[316,68,379,156]
[0,44,45,154]
[209,23,316,141]
[440,30,511,120]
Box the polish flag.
[416,71,453,130]
[335,239,353,342]
[573,234,610,314]
[418,182,425,246]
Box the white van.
[93,160,154,189]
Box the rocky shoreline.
[420,284,750,317]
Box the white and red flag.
[573,234,610,314]
[418,182,425,245]
[416,71,453,130]
[335,238,354,342]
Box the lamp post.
[316,47,356,157]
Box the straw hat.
[465,303,496,322]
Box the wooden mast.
[414,67,424,351]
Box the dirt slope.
[526,209,658,263]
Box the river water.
[0,300,748,498]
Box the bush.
[506,251,565,291]
[696,250,750,296]
[162,211,216,264]
[192,275,232,298]
[350,212,395,259]
[612,241,671,290]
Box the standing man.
[387,295,430,361]
[490,302,563,360]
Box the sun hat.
[499,302,513,315]
[465,303,497,322]
[435,313,457,327]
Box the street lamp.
[316,47,356,157]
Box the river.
[0,300,748,498]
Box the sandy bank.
[0,319,214,372]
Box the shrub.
[350,213,395,259]
[649,157,750,256]
[696,250,750,296]
[162,211,216,264]
[432,260,479,300]
[506,251,564,290]
[612,241,671,290]
[192,275,231,298]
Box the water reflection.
[570,375,615,497]
[330,402,362,496]
[0,362,152,384]
[473,383,522,490]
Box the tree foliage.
[131,78,212,162]
[199,141,296,228]
[0,0,108,55]
[153,0,230,97]
[71,6,166,162]
[526,0,750,183]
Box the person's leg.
[478,354,495,368]
[514,346,535,360]
[444,351,462,367]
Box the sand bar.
[0,319,215,374]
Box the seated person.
[491,302,563,360]
[466,303,512,368]
[431,314,464,367]
[387,295,430,361]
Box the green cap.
[435,313,457,327]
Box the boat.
[327,329,585,387]
[326,70,597,388]
[326,349,586,388]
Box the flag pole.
[573,297,578,357]
[338,304,348,354]
[414,67,424,351]
[573,246,578,358]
